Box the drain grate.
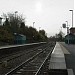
[48,69,68,75]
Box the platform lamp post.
[15,11,18,18]
[14,11,18,33]
[69,10,73,27]
[33,22,35,28]
[65,21,69,44]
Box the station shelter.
[14,33,26,44]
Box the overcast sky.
[0,0,74,37]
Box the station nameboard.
[62,23,66,28]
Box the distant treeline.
[0,12,47,44]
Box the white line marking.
[67,69,74,75]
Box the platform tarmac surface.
[60,42,75,75]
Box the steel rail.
[0,43,47,63]
[5,42,55,75]
[5,46,48,75]
[35,47,54,75]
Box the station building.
[65,27,75,44]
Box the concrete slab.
[53,50,63,54]
[49,62,66,69]
[49,42,66,70]
[50,57,65,62]
[51,54,64,58]
[59,43,70,54]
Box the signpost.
[62,22,69,44]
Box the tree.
[3,18,11,31]
[1,12,48,44]
[20,22,25,28]
[39,30,45,36]
[19,23,26,35]
[39,29,47,41]
[3,12,25,33]
[55,31,65,41]
[4,18,10,27]
[0,26,14,43]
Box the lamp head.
[69,10,73,11]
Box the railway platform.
[49,42,74,75]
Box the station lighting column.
[69,10,73,27]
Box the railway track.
[0,44,46,62]
[5,42,55,75]
[0,43,48,75]
[0,43,47,61]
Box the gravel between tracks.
[0,44,48,75]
